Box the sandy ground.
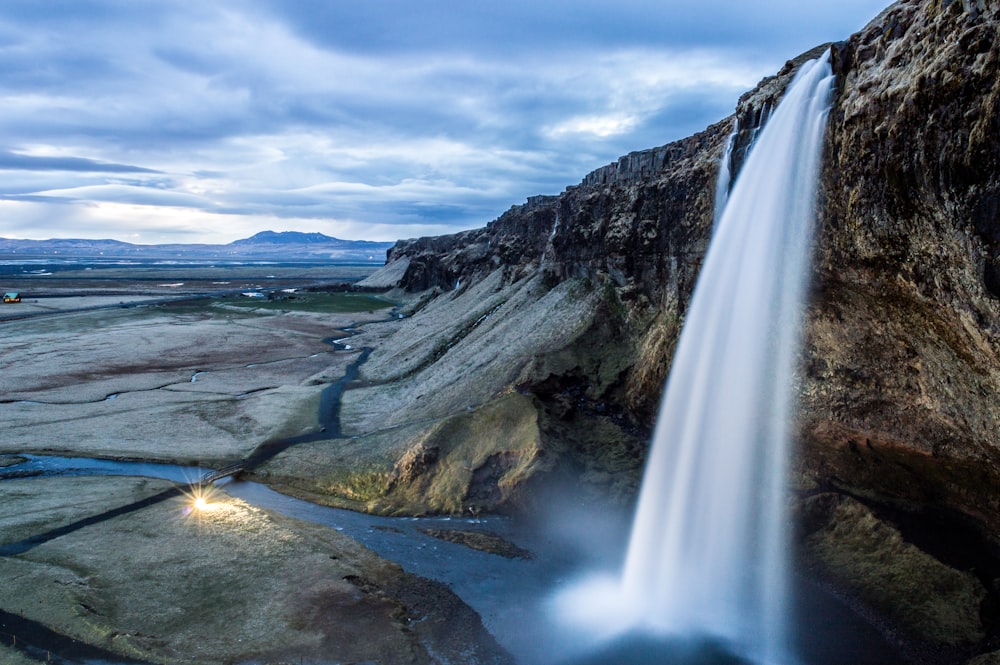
[0,476,507,664]
[0,299,380,465]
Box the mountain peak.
[235,231,336,245]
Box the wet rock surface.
[419,528,533,560]
[798,492,989,661]
[803,0,1000,524]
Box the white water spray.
[554,53,834,665]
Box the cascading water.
[541,212,560,264]
[554,52,834,665]
[712,119,738,230]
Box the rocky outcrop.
[346,118,735,515]
[368,124,728,311]
[343,0,1000,659]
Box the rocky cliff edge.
[256,1,1000,660]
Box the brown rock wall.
[801,0,1000,533]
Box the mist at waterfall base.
[546,54,835,665]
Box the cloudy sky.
[0,0,889,245]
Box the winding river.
[0,454,906,665]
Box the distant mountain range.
[0,231,395,263]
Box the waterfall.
[622,52,833,663]
[716,99,773,233]
[712,119,738,230]
[553,52,834,665]
[748,102,772,151]
[541,212,560,264]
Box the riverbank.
[0,288,909,665]
[0,474,508,664]
[0,289,513,664]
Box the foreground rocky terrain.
[0,475,508,665]
[0,293,512,664]
[252,0,1000,661]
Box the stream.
[1,315,579,664]
[0,454,572,665]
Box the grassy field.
[224,291,395,314]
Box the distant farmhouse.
[3,292,20,303]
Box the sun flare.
[182,483,222,515]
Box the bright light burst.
[181,483,222,516]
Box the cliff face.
[793,7,1000,656]
[803,0,1000,522]
[386,120,725,313]
[298,0,1000,659]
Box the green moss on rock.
[380,391,545,515]
[257,392,545,516]
[799,492,987,648]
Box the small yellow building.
[3,292,21,303]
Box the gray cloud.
[0,151,160,173]
[0,0,891,243]
[256,0,886,56]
